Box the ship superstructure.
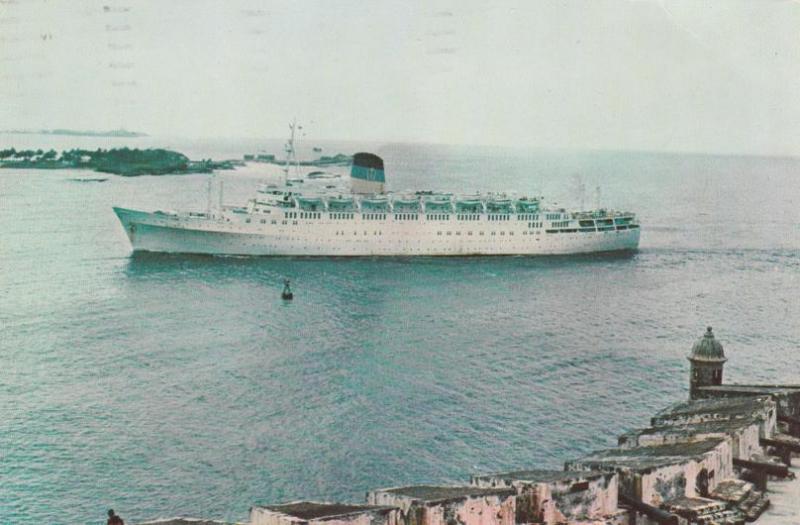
[114,152,640,256]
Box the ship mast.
[595,185,602,211]
[283,119,301,186]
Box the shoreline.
[0,147,237,176]
[0,147,351,177]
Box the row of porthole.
[230,227,556,238]
[437,231,519,236]
[259,233,552,242]
[272,214,551,223]
[209,224,627,239]
[210,230,627,245]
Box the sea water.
[1,137,798,524]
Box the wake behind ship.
[113,153,640,256]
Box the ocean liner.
[113,153,640,256]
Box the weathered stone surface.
[138,517,244,525]
[619,417,763,461]
[367,486,515,525]
[250,502,400,525]
[566,439,733,508]
[711,479,753,504]
[738,489,770,521]
[470,470,618,524]
[369,486,514,504]
[660,496,746,524]
[651,397,776,436]
[694,385,800,430]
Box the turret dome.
[689,326,726,362]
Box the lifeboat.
[424,199,452,211]
[515,199,540,212]
[455,199,482,212]
[326,197,355,210]
[392,197,421,210]
[297,197,323,211]
[486,199,512,213]
[361,196,390,210]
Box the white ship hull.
[114,207,640,257]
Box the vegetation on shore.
[0,147,236,176]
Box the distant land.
[1,128,148,138]
[243,152,352,167]
[0,147,237,176]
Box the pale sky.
[2,0,800,155]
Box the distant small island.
[0,147,237,176]
[243,152,352,166]
[1,128,148,138]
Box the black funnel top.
[353,152,384,171]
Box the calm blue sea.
[1,135,798,524]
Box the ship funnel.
[351,152,385,194]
